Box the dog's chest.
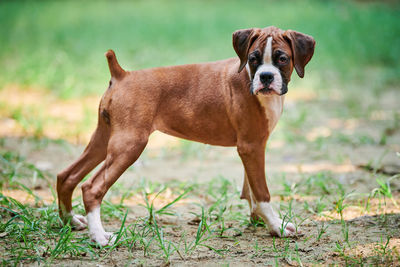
[256,95,285,133]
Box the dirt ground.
[1,125,400,265]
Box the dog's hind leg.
[57,121,110,230]
[81,130,149,246]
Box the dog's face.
[233,26,315,96]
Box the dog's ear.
[232,28,260,73]
[284,30,315,78]
[105,49,126,80]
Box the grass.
[1,147,399,265]
[0,194,98,265]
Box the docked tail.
[105,49,126,79]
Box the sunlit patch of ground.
[0,85,183,148]
[317,196,400,221]
[347,238,400,264]
[2,189,55,205]
[280,162,357,173]
[0,85,99,143]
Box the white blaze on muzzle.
[252,37,283,95]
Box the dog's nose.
[260,72,274,85]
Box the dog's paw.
[104,232,118,244]
[91,231,116,247]
[269,220,297,237]
[61,213,88,230]
[70,214,88,230]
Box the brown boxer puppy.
[57,26,315,245]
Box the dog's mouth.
[255,87,279,96]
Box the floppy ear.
[232,28,260,73]
[284,30,315,78]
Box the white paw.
[269,219,297,237]
[61,213,88,230]
[107,232,118,244]
[90,231,116,246]
[70,214,88,230]
[253,202,298,238]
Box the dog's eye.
[278,55,288,65]
[248,52,261,64]
[249,55,258,62]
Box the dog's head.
[233,26,315,96]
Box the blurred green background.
[1,0,399,98]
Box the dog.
[57,26,315,246]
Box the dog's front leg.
[237,141,296,237]
[240,173,261,221]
